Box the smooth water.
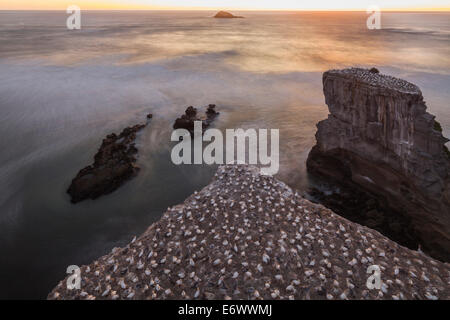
[0,10,449,299]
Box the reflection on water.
[0,10,449,299]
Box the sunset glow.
[2,0,450,11]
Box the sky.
[1,0,449,11]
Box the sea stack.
[307,68,450,261]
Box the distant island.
[214,11,244,19]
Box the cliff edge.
[49,165,449,300]
[307,68,450,261]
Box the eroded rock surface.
[307,68,450,261]
[67,123,147,203]
[50,165,449,300]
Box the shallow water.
[0,10,449,299]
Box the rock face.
[49,165,449,300]
[307,68,450,261]
[307,181,419,252]
[173,104,219,135]
[214,11,243,18]
[67,124,147,203]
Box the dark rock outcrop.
[307,68,450,261]
[173,106,202,133]
[49,165,450,300]
[173,104,219,135]
[206,104,219,119]
[214,11,243,18]
[67,123,147,203]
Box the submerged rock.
[49,165,450,300]
[307,68,450,261]
[214,11,243,19]
[67,123,147,203]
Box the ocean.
[0,10,449,299]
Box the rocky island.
[307,68,450,262]
[213,11,244,19]
[50,165,449,300]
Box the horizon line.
[1,8,450,12]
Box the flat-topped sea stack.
[307,68,450,261]
[49,165,449,300]
[214,11,243,19]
